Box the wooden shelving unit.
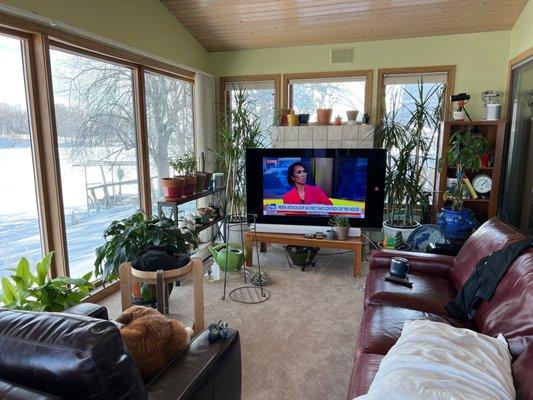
[434,120,507,224]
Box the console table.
[244,232,364,277]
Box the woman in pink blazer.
[282,162,333,205]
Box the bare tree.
[51,52,194,200]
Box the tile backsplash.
[271,124,374,149]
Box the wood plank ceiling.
[160,0,527,52]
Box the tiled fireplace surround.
[271,124,375,148]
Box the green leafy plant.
[169,152,197,176]
[212,86,266,215]
[375,82,445,228]
[1,252,93,312]
[328,215,350,227]
[439,129,487,211]
[94,211,197,282]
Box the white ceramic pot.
[335,226,350,240]
[382,220,420,242]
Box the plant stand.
[119,258,205,334]
[221,214,270,304]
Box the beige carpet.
[100,244,367,400]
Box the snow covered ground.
[0,143,196,283]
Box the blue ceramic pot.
[298,114,310,125]
[437,207,477,239]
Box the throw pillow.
[116,306,193,382]
[355,320,515,400]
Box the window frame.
[376,66,456,124]
[282,70,373,118]
[219,74,282,119]
[0,12,197,297]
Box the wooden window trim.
[282,70,373,117]
[376,65,456,124]
[0,11,195,83]
[0,12,198,284]
[219,74,282,118]
[504,47,533,121]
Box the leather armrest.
[0,378,62,399]
[147,329,241,400]
[62,303,109,320]
[369,249,455,278]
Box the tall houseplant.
[213,86,266,217]
[94,211,197,283]
[437,129,487,239]
[375,82,445,239]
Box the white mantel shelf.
[271,124,375,149]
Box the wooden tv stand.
[244,231,364,277]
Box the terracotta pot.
[203,172,213,190]
[346,110,359,121]
[161,177,184,199]
[184,175,197,196]
[317,108,332,125]
[195,173,206,192]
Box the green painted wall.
[0,0,210,72]
[510,0,533,59]
[209,31,511,120]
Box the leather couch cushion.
[356,305,474,357]
[346,354,383,399]
[0,309,146,400]
[472,251,533,359]
[450,218,525,290]
[0,379,62,399]
[364,268,457,315]
[512,343,533,400]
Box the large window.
[379,67,454,200]
[50,48,140,279]
[0,33,43,277]
[145,71,194,214]
[221,75,280,146]
[285,71,372,123]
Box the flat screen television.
[246,148,386,230]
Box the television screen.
[246,148,386,228]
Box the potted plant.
[199,151,213,191]
[169,153,197,196]
[375,82,445,242]
[213,86,265,217]
[329,216,350,240]
[1,252,93,312]
[285,245,319,271]
[94,212,197,300]
[437,129,487,239]
[317,108,332,125]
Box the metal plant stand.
[221,213,270,304]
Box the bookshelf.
[434,120,507,224]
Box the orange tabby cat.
[116,306,193,382]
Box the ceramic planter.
[317,108,332,125]
[203,172,213,190]
[383,220,420,242]
[195,172,206,192]
[437,207,477,239]
[183,175,197,196]
[298,114,310,125]
[287,114,299,126]
[161,177,185,199]
[346,110,359,121]
[335,226,350,240]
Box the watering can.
[208,243,245,272]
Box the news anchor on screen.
[282,162,333,205]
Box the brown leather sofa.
[0,304,241,400]
[348,218,533,399]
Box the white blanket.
[355,320,515,400]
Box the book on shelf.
[463,177,478,199]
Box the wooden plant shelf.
[434,120,506,224]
